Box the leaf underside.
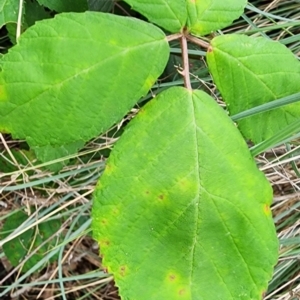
[0,11,169,162]
[207,34,300,143]
[92,87,278,300]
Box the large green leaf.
[207,34,300,144]
[0,0,19,27]
[92,87,278,299]
[124,0,187,33]
[187,0,247,36]
[0,12,169,162]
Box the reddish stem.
[179,33,192,90]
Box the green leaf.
[0,148,36,173]
[25,0,52,26]
[187,0,247,36]
[207,34,300,143]
[0,12,169,163]
[0,0,19,27]
[124,0,187,33]
[87,0,114,12]
[36,0,88,12]
[92,87,278,299]
[32,140,85,171]
[1,210,62,272]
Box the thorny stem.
[179,33,192,90]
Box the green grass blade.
[231,92,300,121]
[250,119,300,156]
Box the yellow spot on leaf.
[104,163,115,175]
[143,76,155,91]
[263,204,271,216]
[109,39,118,45]
[100,239,110,248]
[179,288,187,296]
[0,84,7,102]
[112,206,120,216]
[101,218,108,225]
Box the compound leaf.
[0,12,169,163]
[207,34,300,144]
[187,0,247,36]
[92,87,278,299]
[124,0,187,33]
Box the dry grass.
[1,131,300,299]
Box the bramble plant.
[4,0,300,299]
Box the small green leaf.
[2,210,62,272]
[36,0,88,12]
[32,140,85,171]
[25,0,52,26]
[0,12,169,163]
[0,149,36,173]
[124,0,187,33]
[0,0,19,27]
[187,0,247,36]
[92,87,278,299]
[207,34,300,143]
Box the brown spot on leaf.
[263,204,270,216]
[158,194,164,200]
[208,45,213,52]
[101,240,110,247]
[169,274,176,281]
[120,265,127,277]
[179,289,186,296]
